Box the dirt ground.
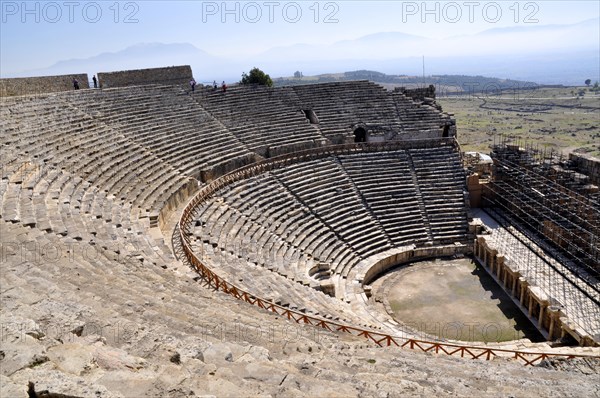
[387,258,543,343]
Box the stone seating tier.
[2,83,468,351]
[189,148,469,308]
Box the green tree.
[240,67,273,87]
[294,71,303,78]
[585,79,591,86]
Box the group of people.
[73,75,225,92]
[189,79,227,93]
[72,75,98,90]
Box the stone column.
[483,246,488,268]
[528,296,534,317]
[479,241,488,267]
[519,279,528,306]
[547,307,561,340]
[496,255,504,281]
[538,303,546,329]
[496,255,504,282]
[511,273,518,296]
[480,240,485,261]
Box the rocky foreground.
[1,223,599,398]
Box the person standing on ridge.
[190,78,196,92]
[92,75,98,88]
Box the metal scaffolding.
[484,142,599,280]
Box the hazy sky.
[1,0,599,75]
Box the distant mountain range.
[5,18,599,86]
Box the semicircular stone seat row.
[1,90,194,268]
[193,80,455,147]
[289,81,454,140]
[188,148,468,317]
[1,81,463,333]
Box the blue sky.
[1,1,599,76]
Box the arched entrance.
[442,125,450,138]
[354,127,367,143]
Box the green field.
[438,87,600,157]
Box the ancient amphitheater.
[1,66,599,397]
